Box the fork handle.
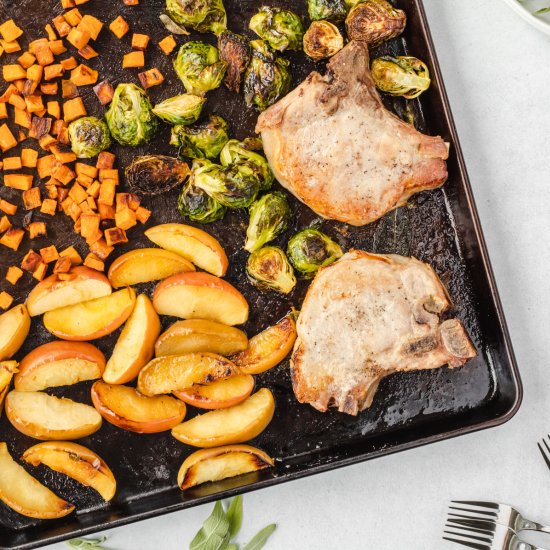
[517,518,550,534]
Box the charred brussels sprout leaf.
[174,42,227,95]
[243,40,292,112]
[303,20,344,61]
[125,155,190,196]
[105,83,158,147]
[346,0,407,46]
[218,31,251,93]
[166,0,227,35]
[245,192,290,252]
[68,116,111,158]
[170,114,229,159]
[287,228,343,278]
[220,139,273,191]
[159,13,190,35]
[371,56,430,99]
[178,179,226,223]
[152,94,206,125]
[249,7,305,52]
[308,0,347,22]
[246,246,296,294]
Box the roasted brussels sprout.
[243,40,292,112]
[245,192,290,252]
[218,31,251,92]
[178,178,226,223]
[220,139,273,191]
[246,246,296,294]
[152,94,205,125]
[170,114,229,159]
[249,7,305,52]
[287,229,343,278]
[159,13,190,35]
[371,56,430,99]
[68,116,111,158]
[308,0,347,22]
[193,159,261,209]
[166,0,227,35]
[303,20,344,61]
[105,83,158,147]
[346,0,407,46]
[174,42,227,95]
[125,155,190,196]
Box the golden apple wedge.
[153,272,249,326]
[0,442,74,519]
[231,314,297,375]
[43,287,136,341]
[22,441,116,501]
[137,353,240,397]
[91,381,186,433]
[103,294,160,384]
[171,388,275,448]
[26,267,112,317]
[145,223,229,277]
[0,361,18,415]
[6,391,102,440]
[174,375,254,410]
[15,341,105,391]
[0,304,31,361]
[107,248,195,288]
[155,319,248,358]
[177,444,274,490]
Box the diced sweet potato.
[64,8,83,26]
[46,101,61,119]
[115,207,137,230]
[135,206,151,224]
[59,245,82,265]
[28,222,47,239]
[98,202,115,220]
[132,33,150,51]
[0,199,17,215]
[40,197,57,215]
[8,93,25,110]
[32,262,49,281]
[80,213,101,243]
[0,228,24,250]
[40,245,59,263]
[0,20,23,43]
[69,182,87,203]
[0,216,12,232]
[39,134,57,151]
[25,95,45,113]
[92,80,114,105]
[61,79,79,99]
[49,40,67,55]
[109,16,129,39]
[53,255,72,273]
[67,27,90,50]
[78,45,98,60]
[87,180,101,199]
[98,169,118,182]
[5,174,33,190]
[89,238,114,260]
[70,64,98,86]
[14,108,30,129]
[52,163,76,184]
[3,157,22,171]
[17,52,36,69]
[158,35,176,56]
[21,250,42,272]
[34,43,54,66]
[0,291,14,309]
[51,143,76,164]
[75,162,98,178]
[23,187,41,209]
[138,68,164,89]
[122,50,144,69]
[123,0,140,5]
[40,82,58,95]
[78,15,103,40]
[116,192,140,211]
[36,154,57,178]
[21,148,38,168]
[3,64,26,82]
[0,103,7,119]
[104,226,128,246]
[83,253,104,271]
[45,24,57,41]
[61,56,78,71]
[0,124,17,152]
[53,15,72,37]
[63,96,86,122]
[98,180,116,205]
[44,64,64,81]
[96,151,115,169]
[5,265,23,285]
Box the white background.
[48,1,550,548]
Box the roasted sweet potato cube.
[0,291,14,309]
[32,262,49,281]
[116,192,140,211]
[36,154,57,178]
[52,163,76,184]
[8,93,26,110]
[67,27,90,50]
[115,207,137,230]
[93,80,114,105]
[75,162,98,178]
[63,97,86,122]
[39,134,57,151]
[21,148,38,168]
[0,83,18,102]
[29,38,48,54]
[0,216,11,233]
[34,43,54,66]
[23,187,41,209]
[58,125,69,144]
[44,64,64,81]
[70,64,98,86]
[5,265,23,285]
[0,228,24,250]
[98,202,115,220]
[98,180,116,205]
[69,182,88,203]
[25,95,45,113]
[0,199,17,215]
[40,82,58,95]
[53,255,72,273]
[0,103,7,119]
[3,64,26,82]
[28,222,47,239]
[40,197,57,215]
[74,0,91,5]
[123,0,140,5]
[62,0,76,7]
[138,68,164,89]
[45,24,57,41]
[80,213,101,243]
[40,245,59,263]
[87,180,101,199]
[0,20,23,43]
[59,245,82,265]
[78,15,103,40]
[96,151,115,169]
[61,56,78,71]
[99,169,118,182]
[47,100,61,119]
[78,45,98,60]
[62,79,79,99]
[51,143,76,163]
[17,52,36,69]
[21,250,42,272]
[83,253,104,271]
[122,51,144,69]
[104,226,128,246]
[132,33,150,51]
[3,157,22,170]
[5,174,33,190]
[53,15,72,37]
[109,16,129,39]
[29,116,52,139]
[64,8,83,26]
[17,129,27,142]
[135,206,152,224]
[49,40,67,55]
[158,35,176,56]
[0,124,17,152]
[89,237,114,260]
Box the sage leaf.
[242,524,276,550]
[189,501,231,550]
[225,496,243,539]
[66,537,107,549]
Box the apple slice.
[103,295,160,384]
[231,314,297,375]
[107,248,195,288]
[0,442,74,519]
[26,266,112,317]
[91,381,186,433]
[171,388,275,448]
[155,319,248,358]
[22,441,116,501]
[137,353,240,397]
[15,341,105,391]
[43,287,136,341]
[174,375,254,410]
[153,272,249,326]
[5,391,102,440]
[145,223,228,277]
[0,361,18,415]
[0,304,31,361]
[177,444,274,490]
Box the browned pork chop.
[291,251,476,415]
[256,41,449,226]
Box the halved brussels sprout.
[105,83,158,147]
[178,177,226,223]
[371,56,431,99]
[243,40,292,112]
[287,228,343,278]
[303,20,344,61]
[249,7,305,52]
[246,246,296,294]
[308,0,347,22]
[245,192,291,253]
[346,0,407,46]
[174,42,227,95]
[170,114,229,159]
[218,31,251,92]
[152,94,206,125]
[166,0,227,35]
[125,155,190,196]
[220,139,273,191]
[68,116,111,158]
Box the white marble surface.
[47,1,550,548]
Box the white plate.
[502,0,550,35]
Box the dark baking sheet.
[0,0,521,548]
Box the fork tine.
[537,441,550,470]
[447,518,498,532]
[451,501,500,510]
[442,535,487,550]
[444,524,493,541]
[448,506,497,520]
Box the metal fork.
[444,520,543,549]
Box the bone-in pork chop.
[291,251,476,415]
[256,41,449,226]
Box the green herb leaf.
[66,537,107,549]
[189,501,231,550]
[225,496,243,539]
[242,524,277,550]
[226,545,240,550]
